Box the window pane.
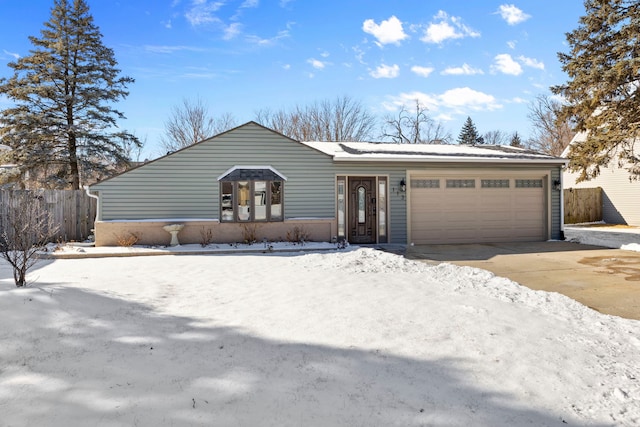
[271,181,282,220]
[515,179,543,188]
[358,186,366,223]
[411,179,439,188]
[446,179,475,188]
[237,181,250,221]
[337,179,345,237]
[221,181,234,221]
[254,181,267,221]
[378,179,386,238]
[481,179,509,188]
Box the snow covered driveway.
[1,248,639,426]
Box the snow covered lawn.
[1,248,639,426]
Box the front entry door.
[349,177,376,244]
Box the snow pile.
[1,248,639,426]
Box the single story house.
[89,122,567,246]
[563,132,639,226]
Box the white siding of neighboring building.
[563,136,639,226]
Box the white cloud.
[185,0,225,26]
[370,64,400,79]
[144,45,205,54]
[497,4,531,25]
[420,11,480,44]
[307,58,326,69]
[492,53,523,75]
[385,91,439,111]
[245,29,290,46]
[384,87,501,116]
[439,87,501,111]
[223,22,242,40]
[241,0,259,7]
[362,16,408,46]
[410,66,434,77]
[3,49,20,60]
[518,55,544,70]
[352,46,367,65]
[282,64,291,70]
[441,63,484,76]
[507,40,517,49]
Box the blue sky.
[0,0,586,158]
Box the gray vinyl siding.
[551,166,562,239]
[92,123,337,220]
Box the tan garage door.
[409,175,547,244]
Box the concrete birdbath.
[163,224,185,246]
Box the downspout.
[84,185,101,222]
[559,167,565,240]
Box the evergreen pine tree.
[552,0,640,181]
[457,116,483,145]
[0,0,138,189]
[510,132,523,147]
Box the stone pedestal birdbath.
[163,224,185,246]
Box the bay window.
[218,167,285,222]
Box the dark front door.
[349,177,376,244]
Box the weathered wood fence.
[564,187,602,224]
[0,190,97,242]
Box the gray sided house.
[563,133,640,226]
[89,122,567,246]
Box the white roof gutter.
[331,156,569,165]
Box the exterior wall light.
[552,179,561,191]
[400,178,406,192]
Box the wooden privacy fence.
[564,187,602,224]
[0,190,97,242]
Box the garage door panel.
[514,210,543,221]
[410,174,546,244]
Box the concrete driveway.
[406,241,640,320]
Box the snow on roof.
[301,141,566,164]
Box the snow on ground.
[1,247,639,426]
[565,224,640,252]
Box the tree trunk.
[68,132,80,190]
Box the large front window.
[219,167,285,222]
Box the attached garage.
[409,172,549,244]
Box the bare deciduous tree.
[255,95,376,141]
[121,133,147,165]
[382,100,452,144]
[527,94,575,156]
[0,192,59,287]
[161,98,236,153]
[483,130,508,146]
